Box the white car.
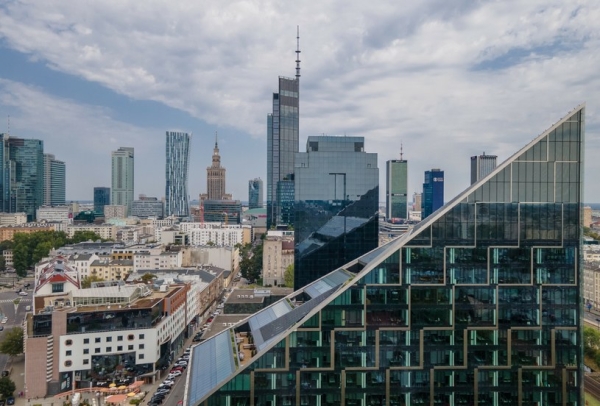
[18,291,27,296]
[168,370,182,378]
[0,319,6,324]
[175,361,187,367]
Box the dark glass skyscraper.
[422,168,444,219]
[185,105,584,406]
[93,187,110,215]
[165,131,190,217]
[267,76,299,229]
[0,134,44,221]
[294,136,379,290]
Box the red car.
[171,367,184,373]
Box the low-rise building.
[131,197,164,219]
[0,212,27,226]
[66,224,116,240]
[89,258,133,281]
[103,205,128,219]
[25,283,189,397]
[36,205,72,223]
[0,223,56,242]
[584,262,600,309]
[133,251,183,271]
[184,246,239,272]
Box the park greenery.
[239,240,264,284]
[8,230,105,276]
[0,327,23,357]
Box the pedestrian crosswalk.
[0,298,31,303]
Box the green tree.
[69,231,104,244]
[81,275,105,289]
[584,326,600,358]
[140,273,157,283]
[0,256,5,273]
[0,376,15,398]
[284,264,294,288]
[0,327,23,356]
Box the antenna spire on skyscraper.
[215,131,218,148]
[295,25,301,80]
[400,141,403,160]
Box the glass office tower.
[111,147,134,215]
[0,135,44,221]
[267,76,300,229]
[93,187,110,215]
[386,159,408,220]
[165,131,190,217]
[294,136,379,290]
[422,168,444,219]
[186,105,584,406]
[471,153,498,184]
[249,178,264,209]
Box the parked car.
[175,361,187,367]
[168,370,182,378]
[18,291,27,296]
[6,398,14,405]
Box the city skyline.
[0,3,599,203]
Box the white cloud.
[0,0,599,201]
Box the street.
[0,280,33,373]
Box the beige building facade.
[262,235,294,286]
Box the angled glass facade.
[267,77,299,229]
[294,136,379,290]
[165,131,190,217]
[186,106,584,406]
[422,168,444,219]
[386,159,408,220]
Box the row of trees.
[1,230,105,276]
[0,328,22,398]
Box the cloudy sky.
[0,1,598,203]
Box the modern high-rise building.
[294,136,379,290]
[131,195,164,219]
[267,32,301,229]
[165,131,190,217]
[111,147,134,215]
[202,135,231,201]
[248,178,263,209]
[43,154,66,206]
[471,153,497,184]
[0,134,44,221]
[184,105,585,406]
[385,155,408,220]
[201,199,242,224]
[422,168,444,219]
[93,187,110,215]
